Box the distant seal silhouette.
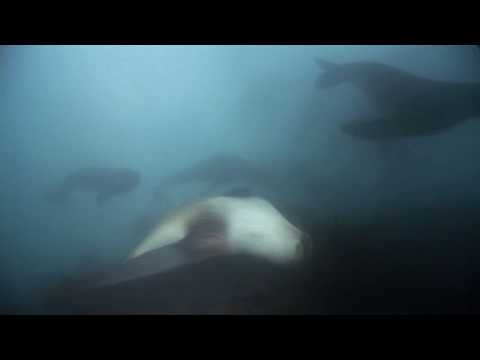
[46,167,141,204]
[315,58,480,141]
[153,153,277,199]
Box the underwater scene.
[1,45,480,314]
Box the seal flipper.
[95,246,191,287]
[96,211,229,287]
[340,113,453,141]
[340,116,409,141]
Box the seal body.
[131,196,306,265]
[315,58,480,140]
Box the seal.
[97,196,310,287]
[315,58,480,141]
[153,153,277,199]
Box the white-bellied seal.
[46,167,141,204]
[96,195,311,287]
[315,58,480,141]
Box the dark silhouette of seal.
[153,153,277,198]
[46,167,141,204]
[315,58,480,141]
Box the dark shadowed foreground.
[44,255,311,314]
[42,200,479,315]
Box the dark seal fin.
[339,114,453,141]
[340,116,407,141]
[95,211,229,288]
[95,246,191,287]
